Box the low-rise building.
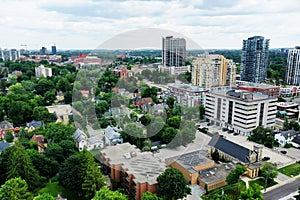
[277,102,299,120]
[73,128,104,151]
[99,143,166,200]
[104,126,123,146]
[0,142,10,153]
[31,134,47,154]
[0,121,19,139]
[205,88,277,136]
[26,120,43,132]
[46,104,72,124]
[280,86,300,97]
[236,81,280,98]
[274,130,298,147]
[168,84,207,107]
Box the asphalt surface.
[263,179,300,200]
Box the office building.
[192,55,236,88]
[285,46,300,85]
[0,49,20,61]
[241,36,270,83]
[40,47,47,54]
[162,36,186,67]
[205,88,277,136]
[35,65,52,78]
[51,45,57,55]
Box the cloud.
[0,0,300,49]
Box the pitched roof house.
[31,134,47,154]
[0,142,10,153]
[275,130,298,147]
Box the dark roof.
[0,142,10,152]
[208,136,251,163]
[292,135,300,145]
[26,120,43,128]
[279,130,298,140]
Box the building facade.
[192,55,236,88]
[35,65,53,78]
[205,88,277,136]
[168,83,207,107]
[236,81,280,98]
[241,36,270,83]
[0,49,20,61]
[162,36,186,67]
[285,46,300,85]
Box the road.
[263,179,300,200]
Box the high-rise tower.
[285,46,300,85]
[162,36,186,67]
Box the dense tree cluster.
[248,126,279,148]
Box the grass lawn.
[278,162,300,177]
[204,181,246,199]
[249,178,277,188]
[37,182,77,200]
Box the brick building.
[236,81,280,98]
[99,143,166,200]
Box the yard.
[278,162,300,177]
[249,178,277,189]
[37,182,77,200]
[203,181,246,199]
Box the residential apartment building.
[205,88,277,136]
[0,48,20,61]
[241,36,270,83]
[168,83,207,107]
[99,143,166,200]
[285,46,300,85]
[35,65,53,78]
[162,36,186,67]
[192,55,236,88]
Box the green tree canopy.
[157,168,191,200]
[59,149,105,199]
[34,193,55,200]
[226,164,247,185]
[92,186,127,200]
[0,177,32,200]
[142,191,162,200]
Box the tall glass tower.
[285,46,300,85]
[241,36,270,83]
[162,36,186,67]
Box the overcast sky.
[1,0,300,50]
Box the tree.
[8,100,32,125]
[260,162,278,190]
[141,87,158,103]
[44,123,75,143]
[167,115,181,129]
[239,183,264,200]
[44,91,56,105]
[199,105,205,120]
[142,191,162,200]
[140,114,152,126]
[166,96,175,109]
[0,142,41,190]
[34,193,55,200]
[35,79,55,96]
[157,168,191,200]
[5,130,14,143]
[92,186,127,200]
[59,150,105,199]
[226,164,246,185]
[0,177,32,200]
[8,83,26,95]
[33,106,54,122]
[162,127,178,144]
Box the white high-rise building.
[285,46,300,85]
[0,49,20,61]
[35,65,53,78]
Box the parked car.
[222,128,228,131]
[262,156,270,161]
[281,150,287,154]
[228,130,234,133]
[233,133,239,136]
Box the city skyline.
[1,0,300,50]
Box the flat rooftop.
[166,150,212,173]
[101,143,166,185]
[46,104,73,116]
[168,84,207,92]
[209,88,273,101]
[198,163,235,184]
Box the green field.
[249,178,277,189]
[37,182,77,200]
[278,162,300,177]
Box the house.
[208,136,263,178]
[0,142,10,153]
[0,121,19,139]
[104,126,123,146]
[275,130,298,147]
[134,97,153,111]
[31,135,47,154]
[26,120,43,132]
[46,104,73,125]
[73,128,104,151]
[80,90,90,98]
[73,128,88,151]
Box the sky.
[0,0,300,50]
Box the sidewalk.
[262,173,300,193]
